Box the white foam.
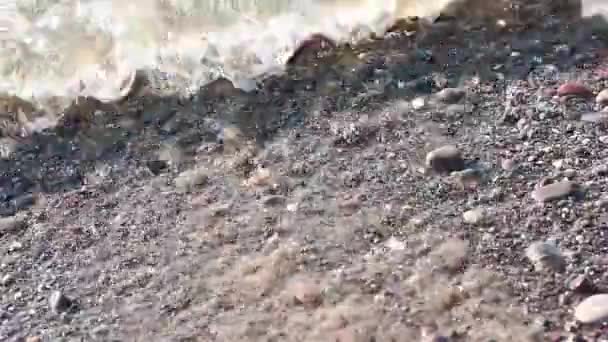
[583,0,608,18]
[0,0,452,114]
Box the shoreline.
[2,1,608,340]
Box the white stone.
[574,294,608,324]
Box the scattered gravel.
[1,1,608,341]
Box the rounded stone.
[581,111,608,123]
[596,89,608,106]
[174,168,209,192]
[525,241,565,272]
[531,181,577,203]
[49,290,72,313]
[288,278,322,307]
[557,82,592,97]
[433,87,466,104]
[574,294,608,324]
[462,207,486,225]
[425,145,465,174]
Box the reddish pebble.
[556,82,593,97]
[287,33,336,66]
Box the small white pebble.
[286,203,298,212]
[411,97,425,110]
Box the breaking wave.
[0,1,459,106]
